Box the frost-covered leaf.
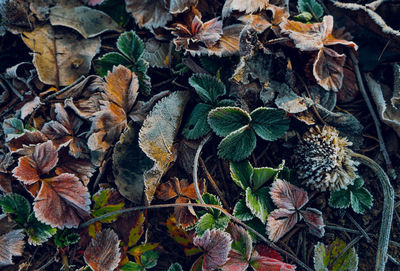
[193,229,232,271]
[12,141,58,185]
[245,187,272,223]
[222,0,270,18]
[300,208,325,238]
[230,160,253,190]
[0,193,30,225]
[328,189,351,209]
[250,253,296,271]
[26,213,56,246]
[183,103,213,140]
[54,229,80,248]
[168,263,183,271]
[269,179,308,210]
[141,250,159,269]
[113,124,153,204]
[2,118,24,141]
[166,216,201,256]
[22,24,101,86]
[34,173,90,229]
[208,107,250,137]
[139,91,190,204]
[142,39,169,68]
[84,229,121,271]
[170,0,198,13]
[250,107,290,141]
[233,199,254,221]
[196,213,230,235]
[218,125,256,161]
[350,187,373,214]
[0,229,24,266]
[226,224,252,266]
[313,239,358,271]
[91,188,125,224]
[189,74,226,104]
[266,208,297,242]
[49,6,122,39]
[297,0,323,19]
[313,48,346,92]
[125,0,171,30]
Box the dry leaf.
[34,173,90,229]
[313,48,346,91]
[170,0,198,13]
[22,24,101,86]
[49,6,122,39]
[222,0,270,18]
[84,228,121,271]
[20,97,41,120]
[0,229,24,266]
[139,91,190,204]
[125,0,171,30]
[7,130,48,153]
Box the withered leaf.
[84,228,121,271]
[222,0,270,18]
[125,0,171,30]
[0,229,24,266]
[139,91,190,204]
[313,48,346,92]
[49,6,122,39]
[34,173,90,229]
[22,24,101,86]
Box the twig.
[182,57,210,75]
[43,75,86,102]
[193,134,211,204]
[79,202,313,271]
[199,157,230,210]
[351,152,394,271]
[346,213,372,243]
[349,51,396,180]
[366,0,388,11]
[52,36,60,91]
[0,74,23,100]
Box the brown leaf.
[12,141,58,185]
[174,196,197,228]
[7,130,48,153]
[313,48,346,91]
[0,229,24,266]
[20,97,41,120]
[125,0,172,30]
[84,228,121,271]
[34,173,90,229]
[0,173,12,194]
[22,24,101,86]
[222,0,270,18]
[337,67,359,103]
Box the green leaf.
[351,178,364,189]
[113,124,153,204]
[293,12,313,23]
[245,218,267,242]
[182,103,213,140]
[252,166,280,191]
[297,0,324,19]
[26,213,57,245]
[217,126,256,161]
[328,189,351,209]
[201,193,223,217]
[128,243,159,258]
[0,193,31,225]
[168,263,183,271]
[132,58,151,95]
[189,74,226,104]
[141,250,159,269]
[98,0,130,27]
[245,187,273,223]
[91,188,125,223]
[250,107,290,141]
[54,229,80,248]
[128,212,145,247]
[233,199,254,221]
[121,261,144,271]
[215,99,236,107]
[3,118,24,141]
[208,107,250,137]
[313,238,358,271]
[117,30,145,62]
[350,188,373,214]
[195,213,230,236]
[230,160,254,190]
[96,52,132,76]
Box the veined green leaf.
[250,107,290,141]
[230,160,253,190]
[297,0,324,19]
[245,187,273,223]
[217,126,256,161]
[189,74,226,104]
[117,30,145,62]
[182,103,213,140]
[233,199,254,221]
[208,107,250,137]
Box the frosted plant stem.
[351,152,394,271]
[193,134,211,204]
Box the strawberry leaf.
[245,187,273,223]
[233,199,254,221]
[0,229,25,266]
[168,263,183,271]
[218,126,256,161]
[208,107,250,137]
[141,250,159,269]
[297,0,323,19]
[183,103,213,140]
[189,74,226,105]
[230,160,253,190]
[0,193,31,225]
[250,107,289,141]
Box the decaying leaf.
[20,97,41,120]
[125,0,171,30]
[222,0,270,18]
[113,124,153,204]
[139,91,190,204]
[314,238,358,271]
[170,0,198,14]
[22,24,101,86]
[84,228,121,271]
[193,229,232,271]
[142,39,170,68]
[0,229,24,266]
[49,6,122,38]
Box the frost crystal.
[295,126,358,191]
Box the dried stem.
[351,152,394,271]
[349,51,396,180]
[193,134,211,204]
[79,202,313,271]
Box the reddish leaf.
[20,96,41,120]
[300,208,325,238]
[193,229,232,271]
[250,252,296,271]
[266,208,297,242]
[221,250,249,271]
[254,244,281,261]
[84,228,121,271]
[12,141,58,185]
[0,229,24,266]
[313,48,346,91]
[221,224,252,271]
[56,148,94,186]
[34,173,90,229]
[174,196,198,228]
[269,179,308,210]
[7,130,47,152]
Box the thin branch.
[43,75,86,102]
[351,152,394,271]
[349,51,396,180]
[79,202,313,271]
[193,134,211,204]
[182,57,210,75]
[346,213,372,243]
